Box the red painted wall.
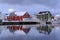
[7,16,23,21]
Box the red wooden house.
[6,12,31,21]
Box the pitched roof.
[39,11,51,14]
[23,12,31,18]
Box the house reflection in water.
[37,24,53,34]
[7,25,31,34]
[6,24,53,35]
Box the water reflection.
[37,24,53,34]
[7,25,31,34]
[0,24,53,34]
[0,24,59,40]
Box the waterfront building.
[6,11,32,22]
[36,11,52,22]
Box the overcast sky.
[0,0,60,15]
[0,0,58,8]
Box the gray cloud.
[0,0,60,10]
[0,0,57,8]
[0,0,23,4]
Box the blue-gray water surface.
[0,24,60,40]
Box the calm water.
[0,24,60,40]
